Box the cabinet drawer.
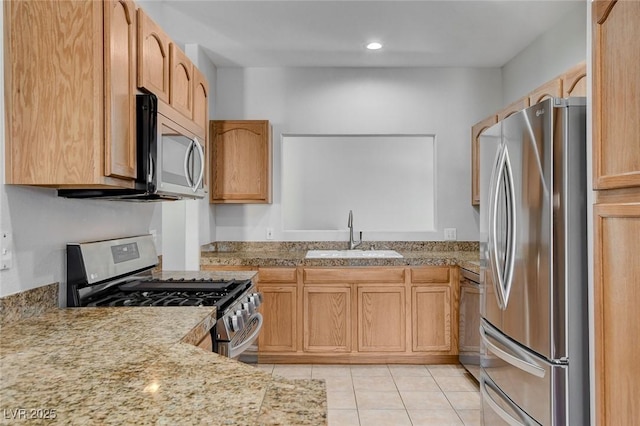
[259,267,297,283]
[411,267,450,283]
[303,267,405,284]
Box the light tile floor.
[254,363,480,426]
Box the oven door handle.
[228,313,263,359]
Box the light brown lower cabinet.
[257,285,298,353]
[256,266,459,364]
[357,285,406,352]
[594,202,640,425]
[412,285,452,352]
[303,286,351,352]
[255,267,299,353]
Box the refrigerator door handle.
[489,147,508,309]
[481,375,540,426]
[489,146,517,310]
[480,323,546,378]
[502,146,517,304]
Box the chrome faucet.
[347,210,362,250]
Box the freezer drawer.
[480,320,567,426]
[481,373,541,426]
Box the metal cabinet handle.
[480,324,546,378]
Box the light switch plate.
[444,228,457,241]
[266,228,274,240]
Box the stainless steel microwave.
[58,94,205,201]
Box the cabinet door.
[104,0,137,180]
[497,97,530,122]
[459,280,481,353]
[192,68,209,137]
[303,286,351,352]
[136,8,170,103]
[169,44,194,120]
[528,78,562,107]
[357,285,406,352]
[5,0,103,185]
[594,203,640,425]
[211,120,272,203]
[257,285,297,352]
[412,285,452,352]
[593,0,640,190]
[562,61,587,98]
[471,115,498,206]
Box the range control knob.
[242,301,255,315]
[236,309,249,322]
[249,293,262,308]
[229,314,245,332]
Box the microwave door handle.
[192,137,205,192]
[184,140,195,188]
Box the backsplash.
[203,241,479,253]
[0,283,58,324]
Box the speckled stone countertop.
[201,241,480,274]
[0,297,326,424]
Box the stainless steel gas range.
[66,234,262,359]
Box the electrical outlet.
[444,228,457,241]
[266,228,274,240]
[1,232,13,270]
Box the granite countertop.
[201,242,480,274]
[0,304,325,424]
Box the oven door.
[155,112,205,199]
[218,313,263,359]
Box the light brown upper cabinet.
[210,120,272,204]
[593,0,640,190]
[137,7,170,104]
[592,1,640,425]
[471,115,498,206]
[170,44,194,120]
[561,61,587,97]
[528,78,562,107]
[497,97,530,122]
[4,0,138,187]
[193,68,210,137]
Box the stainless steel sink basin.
[305,249,403,259]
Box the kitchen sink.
[305,249,403,259]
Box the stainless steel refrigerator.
[479,97,589,426]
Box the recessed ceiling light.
[366,42,383,50]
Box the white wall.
[214,67,503,242]
[501,2,587,105]
[0,6,158,300]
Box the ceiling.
[155,0,584,68]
